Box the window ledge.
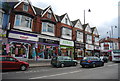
[41,32,55,36]
[14,26,32,31]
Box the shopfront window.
[15,15,32,28]
[10,43,28,58]
[37,44,59,59]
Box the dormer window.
[48,12,52,19]
[23,4,28,11]
[65,18,68,24]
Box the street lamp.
[83,9,91,57]
[84,9,91,24]
[111,26,117,50]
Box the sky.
[29,0,119,39]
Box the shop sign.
[75,42,84,49]
[94,46,100,50]
[60,39,74,46]
[9,33,38,41]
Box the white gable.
[61,14,72,26]
[41,6,58,22]
[74,20,83,30]
[93,28,99,35]
[85,25,92,33]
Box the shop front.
[60,39,74,59]
[0,29,7,55]
[37,35,60,59]
[94,45,100,57]
[74,42,84,60]
[8,30,38,61]
[85,44,94,56]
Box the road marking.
[29,70,82,79]
[107,64,118,66]
[2,73,8,74]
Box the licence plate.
[82,61,86,62]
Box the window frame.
[42,22,55,33]
[14,15,32,28]
[47,12,52,19]
[23,4,28,12]
[76,31,83,42]
[62,27,72,37]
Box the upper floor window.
[15,15,32,28]
[0,10,3,26]
[48,12,52,19]
[77,31,83,42]
[23,4,28,12]
[42,22,54,33]
[62,27,72,36]
[86,35,92,43]
[65,18,68,25]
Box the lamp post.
[111,26,117,50]
[84,9,91,24]
[83,9,91,57]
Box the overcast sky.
[30,0,119,39]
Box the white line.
[29,70,82,79]
[107,64,118,66]
[2,73,8,74]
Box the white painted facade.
[100,42,119,51]
[74,20,83,29]
[61,14,72,26]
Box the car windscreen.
[57,56,63,60]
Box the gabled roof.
[33,6,43,15]
[71,19,79,27]
[91,27,96,33]
[59,13,66,21]
[41,5,58,21]
[82,23,88,29]
[14,0,36,15]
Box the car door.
[95,58,102,66]
[4,57,20,69]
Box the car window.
[63,57,71,60]
[5,57,17,62]
[0,57,6,61]
[58,56,63,60]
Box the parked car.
[100,56,109,63]
[80,56,104,68]
[0,55,29,71]
[51,56,78,68]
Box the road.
[1,62,119,79]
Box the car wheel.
[20,65,27,71]
[74,63,77,66]
[61,64,64,68]
[82,65,85,68]
[101,63,104,66]
[92,63,96,68]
